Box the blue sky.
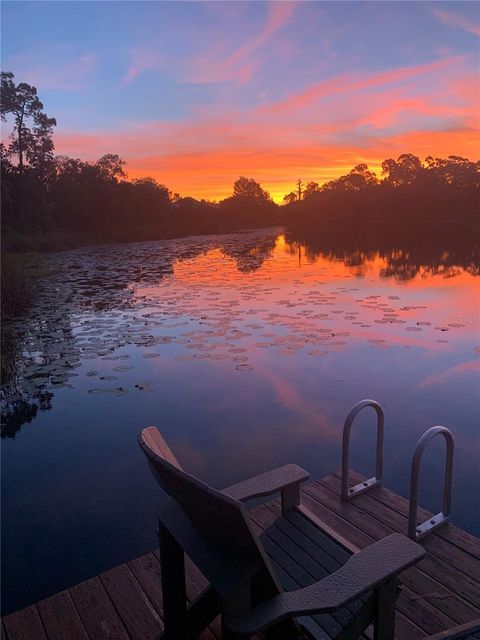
[2,1,479,200]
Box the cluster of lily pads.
[1,229,476,438]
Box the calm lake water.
[2,228,479,613]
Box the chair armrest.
[222,464,309,503]
[227,533,425,637]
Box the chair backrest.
[138,427,283,605]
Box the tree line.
[1,71,479,253]
[284,156,479,228]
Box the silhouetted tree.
[218,177,277,227]
[1,73,54,175]
[95,154,126,182]
[232,176,272,202]
[323,163,378,192]
[26,112,57,183]
[425,155,480,189]
[303,181,320,199]
[1,72,17,119]
[296,178,303,200]
[381,153,423,187]
[283,191,297,204]
[2,71,478,255]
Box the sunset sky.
[2,1,479,202]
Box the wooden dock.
[2,471,480,640]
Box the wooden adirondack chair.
[138,427,425,640]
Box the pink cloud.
[350,89,476,131]
[182,2,296,85]
[123,2,296,86]
[53,51,478,202]
[261,55,466,115]
[54,126,475,203]
[433,7,480,37]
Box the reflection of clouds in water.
[2,228,478,438]
[418,359,480,388]
[254,361,336,439]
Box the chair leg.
[159,522,188,639]
[374,578,397,640]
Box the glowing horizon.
[2,1,479,203]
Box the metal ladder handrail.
[341,399,384,501]
[408,426,455,541]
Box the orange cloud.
[53,52,478,203]
[55,126,477,203]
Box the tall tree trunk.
[17,100,26,175]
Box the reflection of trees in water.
[3,225,477,437]
[285,224,480,281]
[1,230,280,437]
[220,235,277,272]
[1,315,69,438]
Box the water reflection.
[1,231,278,437]
[1,227,479,614]
[1,228,479,438]
[285,225,479,281]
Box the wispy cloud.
[53,48,478,201]
[6,52,96,91]
[123,49,166,85]
[123,1,296,86]
[184,1,296,85]
[261,55,465,115]
[433,7,480,37]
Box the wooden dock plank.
[36,591,89,640]
[127,553,164,618]
[338,471,480,561]
[301,485,466,636]
[393,614,426,640]
[3,605,47,640]
[150,550,220,640]
[2,474,479,640]
[100,563,162,640]
[423,619,480,640]
[128,553,218,640]
[305,479,480,618]
[311,475,480,618]
[301,490,374,548]
[419,552,480,610]
[316,474,480,610]
[69,576,129,640]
